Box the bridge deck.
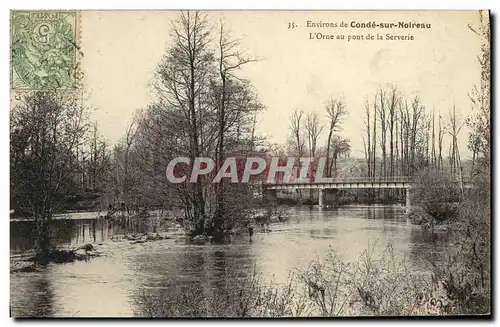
[262,177,473,190]
[266,182,412,190]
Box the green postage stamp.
[10,11,79,90]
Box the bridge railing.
[262,176,414,185]
[251,175,473,185]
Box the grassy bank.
[134,244,465,317]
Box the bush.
[133,173,491,317]
[430,172,491,315]
[412,169,460,223]
[134,268,305,317]
[298,244,442,316]
[134,244,447,317]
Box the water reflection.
[10,216,155,253]
[10,206,451,317]
[10,271,54,317]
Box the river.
[10,205,451,317]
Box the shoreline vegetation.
[134,244,452,317]
[9,10,490,317]
[10,168,491,316]
[10,166,491,316]
[132,168,485,317]
[9,166,491,317]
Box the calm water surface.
[10,205,450,317]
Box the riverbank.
[11,206,452,317]
[9,220,267,272]
[11,242,105,273]
[135,244,450,317]
[10,228,185,272]
[9,203,430,272]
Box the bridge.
[262,176,474,211]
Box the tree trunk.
[326,126,333,177]
[35,218,51,264]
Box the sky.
[80,10,486,158]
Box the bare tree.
[437,113,445,172]
[377,88,387,177]
[114,118,138,213]
[371,93,378,178]
[154,11,214,234]
[305,111,323,158]
[399,99,408,176]
[467,10,491,171]
[431,109,437,168]
[213,20,259,235]
[324,97,347,177]
[289,108,306,157]
[446,105,466,193]
[408,96,426,175]
[386,87,398,177]
[362,99,372,178]
[85,122,111,192]
[133,12,264,237]
[329,136,351,177]
[10,92,88,261]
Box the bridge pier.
[262,177,432,209]
[405,188,411,213]
[319,189,337,207]
[265,188,278,203]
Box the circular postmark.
[11,11,78,90]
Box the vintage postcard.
[9,10,491,318]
